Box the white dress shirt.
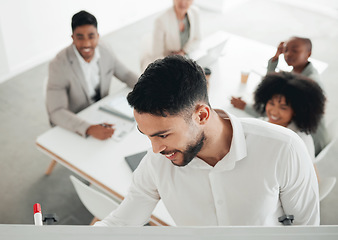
[95,111,319,226]
[261,119,316,163]
[73,45,100,99]
[287,122,315,162]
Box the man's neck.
[83,56,94,63]
[197,110,233,167]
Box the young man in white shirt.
[46,11,138,140]
[95,55,319,226]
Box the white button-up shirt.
[96,111,319,226]
[73,45,100,99]
[287,122,315,162]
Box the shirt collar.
[188,109,247,171]
[301,61,313,76]
[72,44,100,65]
[287,121,298,132]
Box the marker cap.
[34,203,41,214]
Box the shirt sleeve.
[46,59,91,137]
[267,57,278,74]
[277,133,320,225]
[152,16,166,60]
[298,133,316,163]
[308,72,324,90]
[94,153,160,226]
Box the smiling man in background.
[46,10,138,140]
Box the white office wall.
[0,22,9,77]
[194,0,250,13]
[0,0,171,83]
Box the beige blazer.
[152,6,201,60]
[46,43,138,137]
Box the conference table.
[36,31,327,226]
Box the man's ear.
[193,104,210,125]
[307,50,312,58]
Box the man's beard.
[175,131,205,167]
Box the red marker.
[33,203,43,226]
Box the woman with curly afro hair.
[253,71,326,163]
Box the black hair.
[290,36,312,52]
[253,72,325,134]
[203,67,211,76]
[71,10,97,32]
[127,55,210,118]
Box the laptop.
[125,151,147,172]
[189,31,229,67]
[196,37,228,67]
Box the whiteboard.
[1,225,338,240]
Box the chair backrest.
[327,117,338,142]
[69,175,119,220]
[315,137,338,164]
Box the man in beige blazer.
[46,11,138,140]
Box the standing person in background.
[152,0,201,59]
[46,10,138,140]
[231,37,328,155]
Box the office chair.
[319,177,337,201]
[311,116,338,201]
[314,137,338,201]
[69,175,120,225]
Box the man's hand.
[86,123,115,140]
[230,97,247,110]
[272,41,285,62]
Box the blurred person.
[46,10,138,140]
[253,72,325,167]
[231,37,328,154]
[268,37,321,83]
[152,0,201,59]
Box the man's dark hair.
[253,71,325,134]
[291,36,312,52]
[71,10,97,32]
[127,55,209,118]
